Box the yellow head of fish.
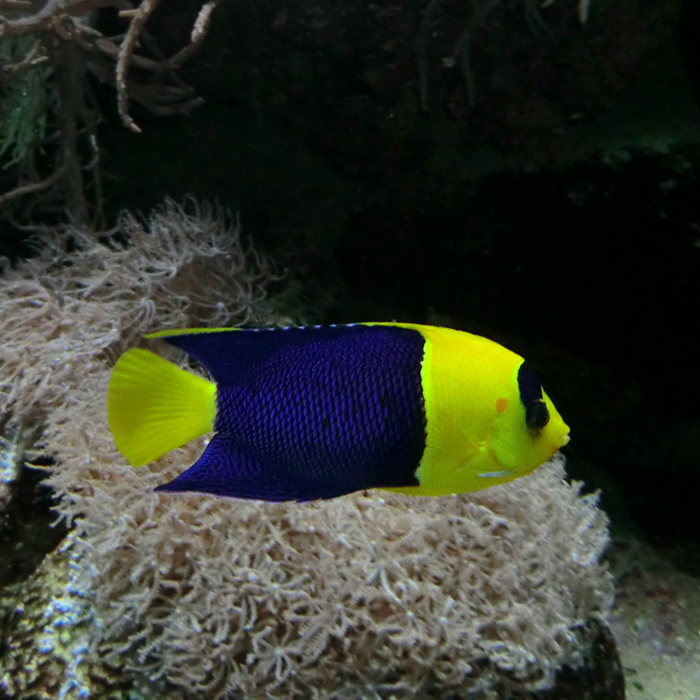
[383,323,570,496]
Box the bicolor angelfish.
[107,323,570,501]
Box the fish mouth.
[548,431,570,458]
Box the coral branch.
[116,0,161,133]
[0,166,65,207]
[0,0,220,222]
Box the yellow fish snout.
[549,412,571,450]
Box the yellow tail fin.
[107,348,217,466]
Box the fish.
[106,323,570,501]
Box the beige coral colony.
[0,200,613,699]
[0,1,613,699]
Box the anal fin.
[155,434,355,502]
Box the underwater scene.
[0,0,698,698]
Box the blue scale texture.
[157,325,427,500]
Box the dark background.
[1,0,698,562]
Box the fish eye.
[525,401,550,431]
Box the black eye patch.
[525,401,550,430]
[517,362,550,432]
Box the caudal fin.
[107,348,217,466]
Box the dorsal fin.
[146,325,410,386]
